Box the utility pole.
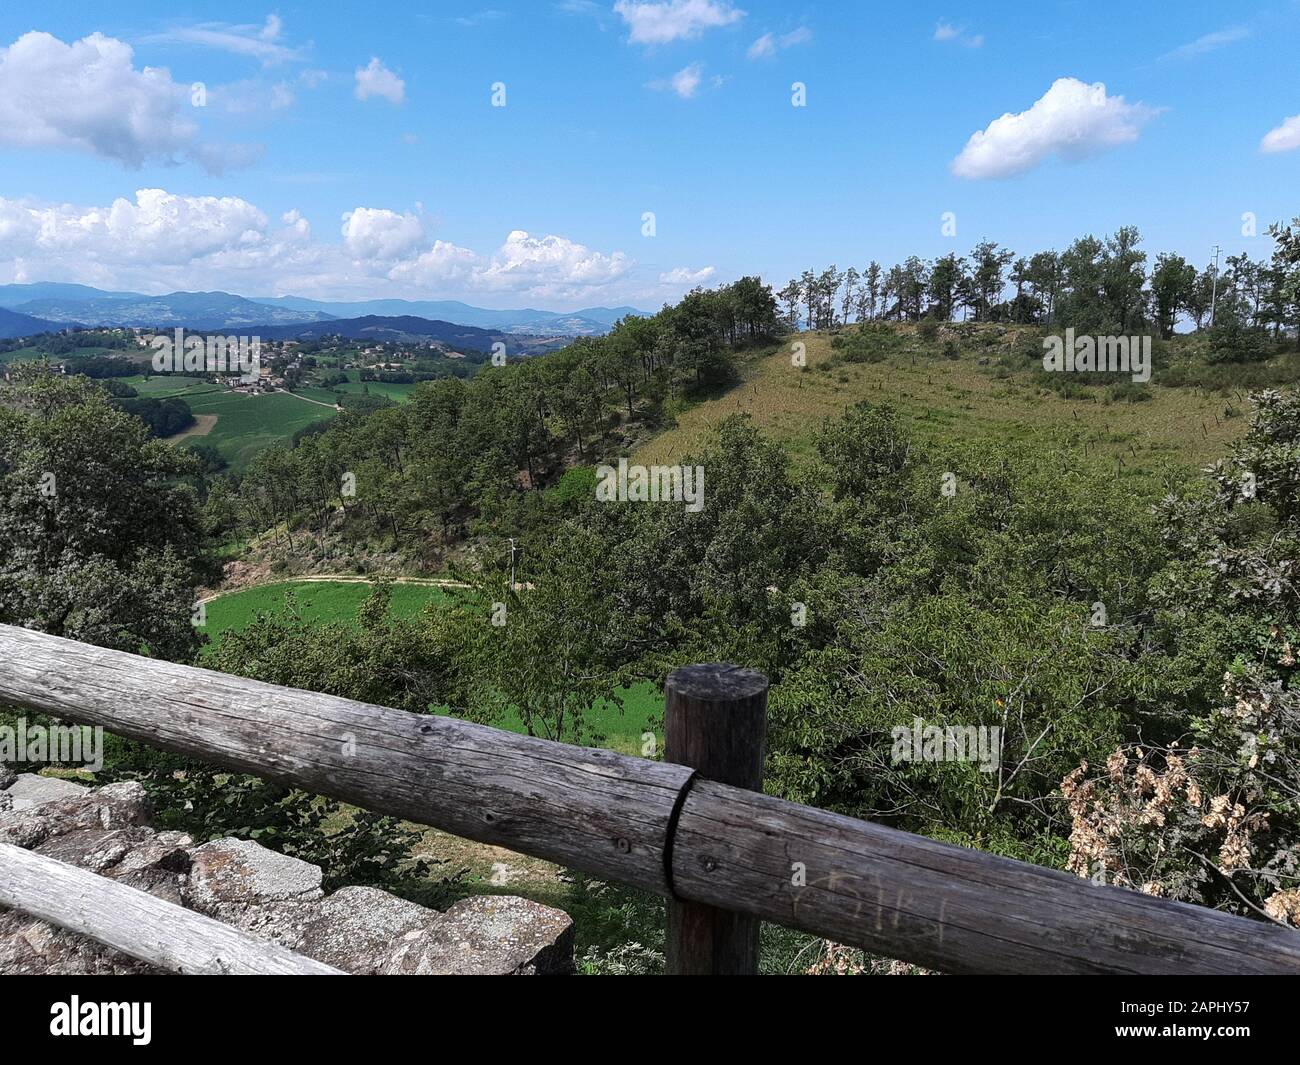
[507,537,517,594]
[1210,244,1221,327]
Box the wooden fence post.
[664,663,769,975]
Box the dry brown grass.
[635,330,1246,487]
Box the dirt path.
[282,390,342,410]
[198,573,471,604]
[165,413,218,443]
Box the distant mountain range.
[250,296,647,336]
[254,314,560,355]
[0,287,329,331]
[0,306,59,339]
[0,283,648,337]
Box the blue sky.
[0,1,1296,310]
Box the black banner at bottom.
[0,973,1291,1050]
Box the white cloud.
[387,240,481,285]
[1159,26,1250,62]
[934,21,983,48]
[215,77,300,114]
[280,209,311,242]
[0,189,642,304]
[747,27,810,60]
[951,77,1159,180]
[453,10,507,27]
[142,15,301,65]
[0,31,254,173]
[1261,114,1300,154]
[475,230,633,297]
[354,57,405,105]
[649,62,705,98]
[0,189,269,267]
[659,266,715,285]
[340,207,424,259]
[614,0,745,45]
[747,32,775,59]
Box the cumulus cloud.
[340,207,424,259]
[951,77,1159,180]
[475,230,632,297]
[0,189,642,303]
[0,31,253,173]
[354,57,405,105]
[0,189,269,268]
[614,0,745,45]
[141,15,302,65]
[746,27,811,60]
[1261,114,1300,154]
[659,266,715,285]
[387,240,481,285]
[280,209,311,242]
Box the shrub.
[1062,664,1300,924]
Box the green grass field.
[180,390,337,469]
[292,386,346,404]
[200,578,659,753]
[200,579,447,648]
[119,374,219,398]
[334,378,417,403]
[0,346,59,366]
[106,373,406,468]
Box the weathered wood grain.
[665,664,767,975]
[0,842,343,975]
[4,624,1299,974]
[671,779,1300,975]
[0,624,693,894]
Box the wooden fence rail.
[0,842,344,975]
[2,623,1299,975]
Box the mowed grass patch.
[0,346,45,366]
[183,389,337,470]
[200,578,660,753]
[200,579,448,652]
[634,331,1247,492]
[491,680,662,757]
[118,374,219,399]
[293,386,345,404]
[334,378,417,403]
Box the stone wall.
[0,772,574,975]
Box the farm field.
[200,578,450,649]
[334,378,417,403]
[180,388,337,469]
[119,374,218,398]
[635,331,1247,492]
[0,346,43,365]
[292,386,346,404]
[200,578,660,754]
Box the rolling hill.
[10,290,331,330]
[0,283,644,337]
[0,282,141,308]
[249,296,647,335]
[252,314,558,353]
[0,307,59,339]
[633,327,1247,490]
